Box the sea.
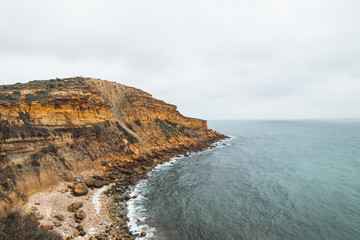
[125,120,360,240]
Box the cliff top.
[0,77,159,107]
[0,77,89,105]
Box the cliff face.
[0,77,225,214]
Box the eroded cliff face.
[0,77,225,214]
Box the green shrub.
[134,120,142,126]
[24,94,36,102]
[0,210,62,240]
[34,90,47,95]
[155,118,178,138]
[30,152,44,166]
[0,94,20,103]
[40,144,58,155]
[54,103,61,109]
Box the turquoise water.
[127,120,360,240]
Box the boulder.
[77,224,86,235]
[94,175,104,180]
[76,225,84,231]
[85,179,95,187]
[68,202,83,212]
[54,214,65,221]
[75,210,86,220]
[94,180,104,188]
[73,183,88,196]
[140,231,146,237]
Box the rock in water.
[140,231,146,237]
[73,183,88,196]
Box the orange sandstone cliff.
[0,77,225,214]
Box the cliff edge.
[0,77,225,214]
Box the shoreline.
[124,136,235,239]
[22,134,228,239]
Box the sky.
[1,0,360,120]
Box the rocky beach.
[22,141,224,239]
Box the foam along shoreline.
[21,136,232,239]
[126,137,235,239]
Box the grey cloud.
[1,0,360,119]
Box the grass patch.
[134,119,142,126]
[155,118,178,138]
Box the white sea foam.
[92,185,108,215]
[127,180,156,239]
[126,137,235,239]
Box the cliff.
[0,77,225,214]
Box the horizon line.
[207,118,360,121]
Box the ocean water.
[126,120,360,240]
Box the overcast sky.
[1,0,360,120]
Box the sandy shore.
[24,181,116,239]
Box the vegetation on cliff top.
[0,77,87,104]
[0,77,86,91]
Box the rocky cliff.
[0,77,225,215]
